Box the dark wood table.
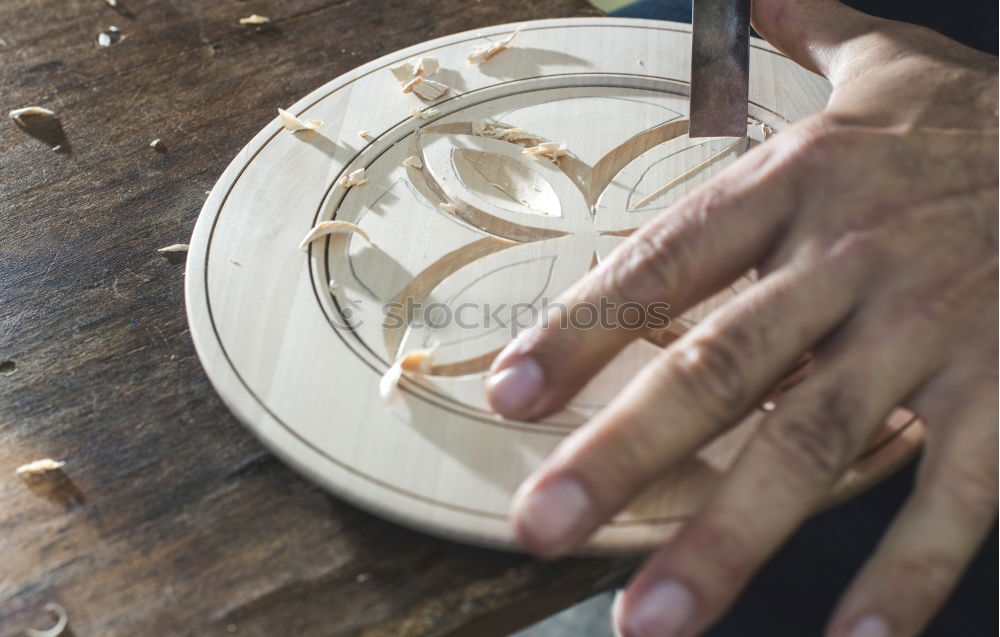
[0,1,647,635]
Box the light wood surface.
[185,18,923,553]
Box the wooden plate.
[185,18,923,552]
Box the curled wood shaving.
[379,345,438,404]
[401,76,449,101]
[402,155,423,169]
[298,221,370,250]
[466,25,523,66]
[337,168,369,188]
[8,106,56,124]
[157,243,189,253]
[473,120,544,145]
[25,602,68,637]
[239,14,270,25]
[358,130,372,140]
[390,57,440,85]
[409,107,438,120]
[16,459,65,477]
[277,108,323,132]
[523,141,567,163]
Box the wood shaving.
[298,220,370,250]
[97,26,122,47]
[337,168,369,188]
[523,142,567,163]
[16,459,65,477]
[379,345,438,404]
[358,130,372,140]
[277,108,323,132]
[473,120,545,145]
[401,76,449,101]
[239,14,270,25]
[409,107,438,120]
[157,243,189,253]
[390,57,440,85]
[8,106,56,124]
[438,202,457,213]
[25,602,68,637]
[466,25,523,66]
[402,155,423,169]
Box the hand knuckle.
[683,517,754,581]
[892,552,962,600]
[761,385,862,480]
[937,460,998,517]
[604,230,683,305]
[671,327,749,425]
[787,115,853,165]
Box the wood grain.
[0,2,674,636]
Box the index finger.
[485,135,801,421]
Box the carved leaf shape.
[388,236,592,376]
[452,148,561,218]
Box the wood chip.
[466,25,523,66]
[277,108,323,132]
[409,107,438,120]
[298,221,370,250]
[97,26,122,47]
[390,57,440,85]
[25,602,68,637]
[8,106,56,124]
[401,76,450,101]
[239,14,270,25]
[358,130,373,140]
[523,141,567,163]
[15,459,65,477]
[337,168,369,189]
[473,120,545,145]
[379,345,438,405]
[157,243,189,253]
[402,155,423,169]
[97,26,125,46]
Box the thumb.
[751,0,887,81]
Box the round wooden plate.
[185,18,923,552]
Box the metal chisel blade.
[689,0,750,138]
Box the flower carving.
[377,117,756,379]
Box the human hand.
[485,2,998,636]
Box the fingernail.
[611,589,626,637]
[847,616,891,637]
[486,357,545,415]
[624,580,695,637]
[513,475,590,552]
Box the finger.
[751,0,887,80]
[509,256,863,557]
[611,310,944,637]
[827,371,998,637]
[487,137,801,421]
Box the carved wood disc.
[185,18,923,552]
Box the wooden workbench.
[0,1,646,635]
